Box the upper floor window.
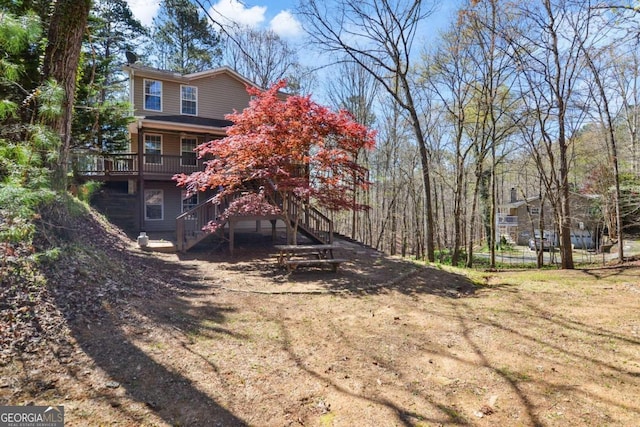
[529,206,540,215]
[144,79,162,111]
[181,85,197,115]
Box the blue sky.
[126,0,460,42]
[126,0,304,39]
[125,0,460,98]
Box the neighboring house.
[73,64,332,252]
[497,188,602,249]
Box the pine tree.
[73,0,148,152]
[151,0,222,73]
[0,3,43,123]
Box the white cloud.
[126,0,161,27]
[210,0,266,28]
[126,0,303,40]
[269,10,303,39]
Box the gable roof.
[122,63,262,89]
[501,192,600,209]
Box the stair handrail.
[176,185,334,251]
[176,191,246,251]
[282,192,333,244]
[176,195,227,251]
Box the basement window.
[145,189,163,220]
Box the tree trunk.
[467,163,485,268]
[580,42,625,262]
[440,182,447,256]
[42,0,92,191]
[407,102,435,262]
[558,130,574,269]
[451,163,464,266]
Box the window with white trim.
[181,137,197,166]
[144,134,162,164]
[181,85,197,115]
[529,206,540,215]
[145,189,164,220]
[144,79,162,111]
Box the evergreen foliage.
[151,0,222,73]
[72,0,147,152]
[0,8,41,122]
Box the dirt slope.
[2,207,639,426]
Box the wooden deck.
[72,152,206,179]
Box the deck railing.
[72,152,205,177]
[176,190,334,251]
[176,195,223,251]
[282,192,333,244]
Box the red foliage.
[202,191,281,233]
[174,81,376,216]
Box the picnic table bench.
[274,244,347,272]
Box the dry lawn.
[2,234,640,426]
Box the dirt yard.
[2,227,640,426]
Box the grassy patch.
[496,366,532,383]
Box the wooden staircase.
[176,191,333,252]
[175,195,227,252]
[281,193,333,245]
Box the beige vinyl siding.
[129,132,205,156]
[194,73,252,118]
[161,80,181,115]
[161,133,206,156]
[133,79,141,114]
[143,182,182,232]
[160,133,180,156]
[133,77,144,115]
[132,72,252,120]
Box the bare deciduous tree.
[299,0,438,261]
[224,27,299,89]
[502,0,596,269]
[325,58,379,240]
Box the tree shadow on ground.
[276,319,468,427]
[180,236,481,298]
[579,259,640,280]
[46,212,247,426]
[273,277,640,426]
[454,296,640,423]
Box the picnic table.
[273,244,346,272]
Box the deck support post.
[229,218,235,256]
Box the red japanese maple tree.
[173,80,376,240]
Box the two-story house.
[73,64,333,252]
[497,188,602,249]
